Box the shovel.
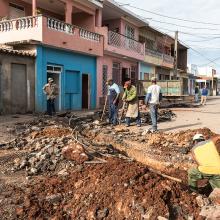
[119,101,126,124]
[100,95,108,122]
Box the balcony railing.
[47,17,74,34]
[0,16,39,32]
[108,31,144,55]
[47,17,101,42]
[145,48,163,59]
[163,54,174,64]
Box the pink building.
[96,0,147,106]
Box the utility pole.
[173,31,178,80]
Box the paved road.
[154,97,220,134]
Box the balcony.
[145,48,174,68]
[162,54,174,68]
[95,27,145,60]
[0,15,103,56]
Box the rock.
[157,217,168,220]
[45,194,62,204]
[196,195,205,207]
[209,188,220,205]
[93,120,100,125]
[96,208,109,219]
[58,169,68,176]
[200,205,220,219]
[62,143,88,164]
[29,168,38,175]
[31,126,41,131]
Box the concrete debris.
[199,205,220,219]
[209,188,220,205]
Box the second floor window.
[125,25,135,40]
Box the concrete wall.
[139,63,155,80]
[36,46,97,112]
[0,52,35,114]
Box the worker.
[43,78,59,116]
[200,85,208,106]
[122,78,141,127]
[188,134,220,192]
[195,85,199,103]
[106,79,120,126]
[145,77,162,132]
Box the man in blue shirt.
[200,85,208,106]
[106,79,120,125]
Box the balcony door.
[9,3,25,19]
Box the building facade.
[0,0,189,113]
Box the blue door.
[64,70,80,110]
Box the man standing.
[122,78,141,127]
[106,79,120,126]
[145,77,162,132]
[200,85,208,105]
[195,85,199,103]
[43,78,58,116]
[188,134,220,192]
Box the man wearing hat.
[106,79,120,125]
[188,134,220,192]
[145,77,162,132]
[122,78,141,127]
[43,78,59,116]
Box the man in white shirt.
[145,77,162,132]
[106,79,120,125]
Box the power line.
[146,18,220,31]
[152,26,220,38]
[179,39,220,67]
[117,2,220,26]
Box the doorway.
[82,74,89,109]
[47,65,62,111]
[11,64,27,113]
[122,67,129,86]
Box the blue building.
[139,62,155,80]
[36,46,97,112]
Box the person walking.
[188,134,220,192]
[122,78,141,127]
[200,85,208,106]
[145,77,162,132]
[195,85,199,103]
[43,78,59,116]
[106,79,120,126]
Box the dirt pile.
[7,158,200,220]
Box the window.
[112,62,120,85]
[143,73,150,80]
[102,65,108,96]
[125,25,135,39]
[47,65,62,74]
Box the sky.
[117,0,220,73]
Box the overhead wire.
[117,2,220,26]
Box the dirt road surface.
[143,97,220,134]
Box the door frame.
[46,65,62,111]
[82,73,91,110]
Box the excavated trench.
[0,115,217,219]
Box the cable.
[146,18,220,31]
[117,2,220,26]
[178,40,220,67]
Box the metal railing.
[108,31,144,55]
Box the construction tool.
[149,168,182,183]
[100,95,108,121]
[119,101,126,124]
